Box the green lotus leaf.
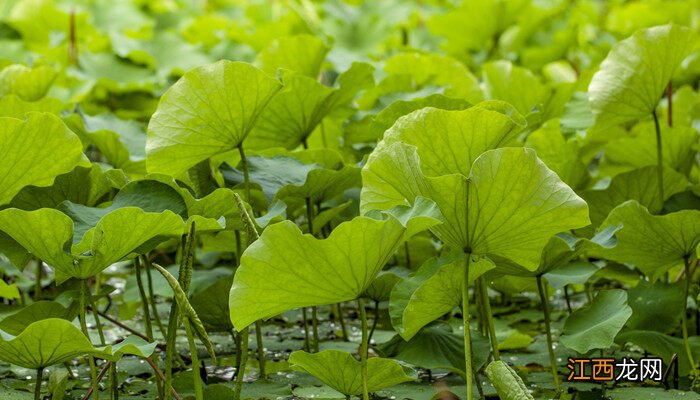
[255,34,329,78]
[485,360,535,400]
[626,280,685,333]
[247,63,373,150]
[71,52,156,95]
[389,253,494,340]
[598,201,700,279]
[0,95,68,118]
[146,61,282,175]
[97,335,157,361]
[362,127,589,269]
[377,322,491,377]
[525,120,587,189]
[0,281,20,301]
[0,319,94,369]
[0,112,87,206]
[0,207,186,282]
[0,301,71,336]
[383,52,483,103]
[9,165,112,211]
[362,270,404,303]
[190,274,234,333]
[482,60,548,117]
[600,124,697,177]
[543,261,599,290]
[0,64,56,101]
[560,289,633,353]
[582,166,687,228]
[288,350,415,396]
[229,201,441,330]
[589,24,697,129]
[616,330,700,376]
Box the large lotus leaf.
[0,301,71,336]
[71,52,156,94]
[146,61,282,175]
[543,261,600,290]
[0,95,68,118]
[377,322,490,377]
[363,142,589,270]
[599,201,700,279]
[0,64,56,101]
[247,63,373,150]
[0,319,94,369]
[601,124,697,177]
[626,280,685,333]
[229,202,441,330]
[9,165,112,210]
[383,52,483,103]
[389,253,494,340]
[482,60,549,117]
[346,94,471,145]
[616,330,700,376]
[255,34,329,78]
[190,274,234,333]
[0,112,87,206]
[560,289,633,354]
[0,207,186,282]
[97,335,157,361]
[582,166,687,228]
[288,350,415,395]
[589,24,696,129]
[525,120,587,189]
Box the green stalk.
[134,258,153,341]
[85,280,106,346]
[183,320,204,400]
[311,306,320,353]
[254,320,266,378]
[358,298,369,400]
[238,145,251,202]
[651,109,665,203]
[233,327,249,400]
[80,279,100,400]
[34,260,42,301]
[34,367,43,400]
[368,300,380,343]
[302,308,311,351]
[478,276,500,361]
[144,257,167,339]
[682,258,698,378]
[337,303,349,342]
[305,197,320,353]
[536,276,560,391]
[462,254,474,400]
[110,362,118,400]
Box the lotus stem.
[34,260,42,301]
[302,307,311,351]
[80,279,100,400]
[667,82,673,127]
[337,303,349,342]
[34,367,43,400]
[536,276,560,391]
[358,298,369,400]
[254,320,266,377]
[144,257,167,339]
[183,320,204,400]
[233,327,249,400]
[462,254,474,400]
[134,257,153,341]
[651,109,665,203]
[237,145,251,202]
[311,306,320,353]
[478,276,500,361]
[682,258,698,377]
[368,300,380,343]
[110,362,118,400]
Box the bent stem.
[682,258,698,378]
[462,254,474,400]
[536,276,561,392]
[651,109,665,202]
[358,298,369,400]
[233,327,249,400]
[478,276,500,361]
[368,300,380,343]
[183,320,204,400]
[34,367,43,400]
